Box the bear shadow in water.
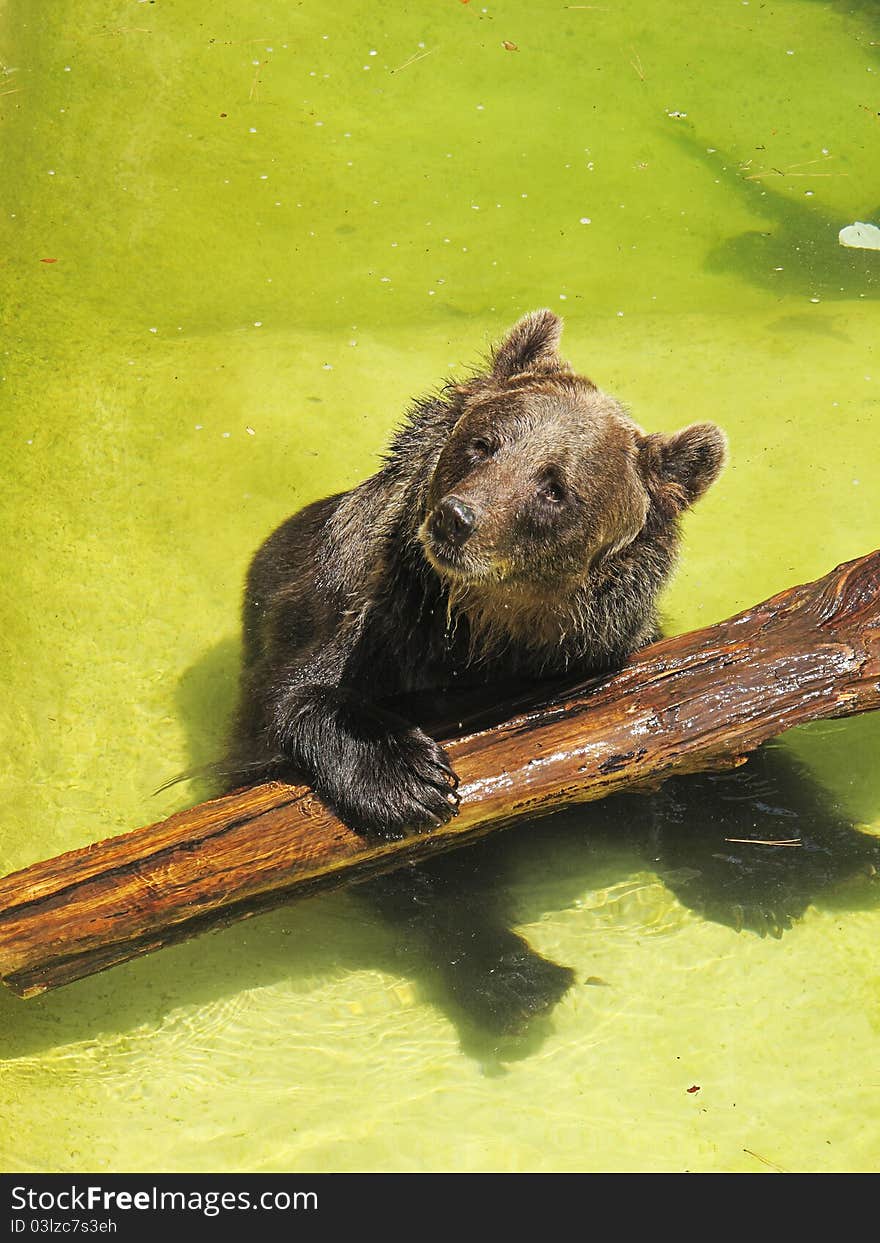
[166,640,880,1065]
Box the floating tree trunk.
[1,550,878,999]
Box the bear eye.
[470,437,494,459]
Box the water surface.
[1,0,878,1172]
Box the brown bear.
[230,309,727,840]
[220,310,734,1038]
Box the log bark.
[1,551,879,999]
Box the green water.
[1,0,879,1173]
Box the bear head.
[419,309,727,600]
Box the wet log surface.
[1,550,879,998]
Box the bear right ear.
[491,309,566,378]
[638,422,728,513]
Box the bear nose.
[432,496,477,547]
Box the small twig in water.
[724,838,802,847]
[207,36,274,45]
[744,154,847,181]
[248,60,265,101]
[749,172,847,179]
[743,1148,788,1173]
[391,47,437,74]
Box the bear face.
[420,376,651,590]
[413,310,727,661]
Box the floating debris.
[743,1147,788,1174]
[390,47,436,74]
[839,221,880,250]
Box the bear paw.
[315,726,460,840]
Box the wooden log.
[1,550,879,999]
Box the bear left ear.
[638,422,728,510]
[491,309,566,378]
